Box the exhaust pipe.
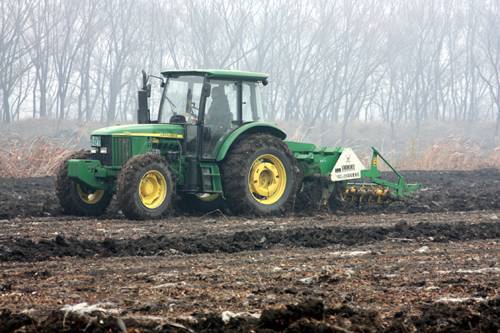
[137,70,151,124]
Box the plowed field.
[0,170,499,332]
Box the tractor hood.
[92,123,184,138]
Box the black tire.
[221,134,300,215]
[179,193,225,214]
[55,150,113,216]
[117,153,173,220]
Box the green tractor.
[56,69,420,219]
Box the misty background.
[0,0,499,176]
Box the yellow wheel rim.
[139,170,167,209]
[76,184,105,204]
[248,154,287,205]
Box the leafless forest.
[1,2,500,332]
[1,0,500,136]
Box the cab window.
[242,82,263,122]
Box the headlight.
[91,136,101,147]
[100,147,108,154]
[90,147,98,154]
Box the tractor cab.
[140,70,268,160]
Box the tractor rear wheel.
[55,150,113,216]
[117,153,173,220]
[221,134,299,215]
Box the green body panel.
[215,122,287,161]
[286,141,343,178]
[67,159,117,190]
[199,162,223,193]
[152,139,184,184]
[70,123,186,191]
[286,143,421,198]
[92,123,184,137]
[162,69,268,81]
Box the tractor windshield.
[159,75,204,123]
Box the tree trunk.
[2,90,11,123]
[39,83,47,118]
[78,74,84,122]
[32,79,37,118]
[58,91,65,120]
[107,88,117,125]
[496,110,500,137]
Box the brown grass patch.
[0,130,499,178]
[0,137,75,178]
[397,137,500,170]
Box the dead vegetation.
[283,120,500,171]
[1,135,499,178]
[0,137,75,178]
[0,119,95,178]
[1,120,499,178]
[398,137,500,170]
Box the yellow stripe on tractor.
[113,132,184,139]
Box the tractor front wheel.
[56,150,113,216]
[221,134,299,215]
[117,154,173,220]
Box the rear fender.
[215,122,287,161]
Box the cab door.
[202,79,241,159]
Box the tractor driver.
[205,85,233,130]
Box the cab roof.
[161,69,269,82]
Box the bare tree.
[51,0,87,120]
[25,0,54,118]
[477,1,500,136]
[0,0,34,123]
[102,0,140,124]
[0,0,499,135]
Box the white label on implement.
[330,148,366,182]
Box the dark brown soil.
[0,169,498,332]
[373,169,500,213]
[0,177,58,219]
[1,297,498,332]
[0,220,498,262]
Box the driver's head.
[212,86,225,99]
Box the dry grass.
[0,120,499,178]
[0,137,76,178]
[0,119,95,178]
[1,135,498,179]
[397,136,500,170]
